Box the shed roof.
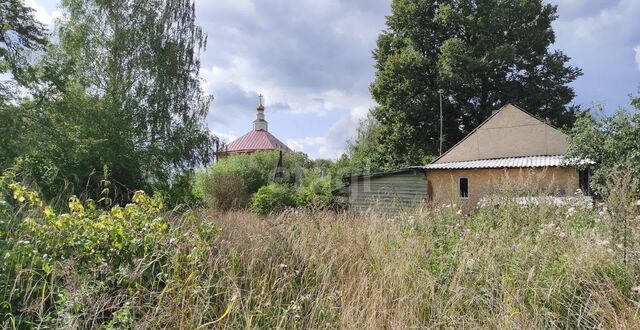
[343,167,426,183]
[226,130,292,153]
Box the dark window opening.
[579,170,590,196]
[459,178,469,198]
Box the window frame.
[459,177,469,199]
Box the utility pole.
[438,89,444,156]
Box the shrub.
[203,171,249,211]
[251,183,297,215]
[212,151,309,194]
[0,180,221,328]
[296,177,334,209]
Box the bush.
[0,180,221,328]
[196,151,312,211]
[203,171,249,211]
[296,177,334,209]
[251,183,297,215]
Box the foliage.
[566,98,640,197]
[0,0,215,204]
[0,0,47,104]
[367,0,582,169]
[2,176,640,328]
[204,171,249,211]
[296,176,334,210]
[251,183,297,215]
[0,179,221,328]
[197,151,310,211]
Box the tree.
[8,0,216,202]
[566,95,640,197]
[369,0,582,168]
[0,0,47,170]
[0,0,47,103]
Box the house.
[340,103,590,212]
[220,96,292,158]
[424,103,590,208]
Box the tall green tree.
[0,0,47,102]
[369,0,582,168]
[566,95,640,197]
[8,0,215,202]
[0,0,47,169]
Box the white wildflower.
[456,209,462,215]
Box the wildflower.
[558,232,566,238]
[566,207,576,216]
[632,285,640,294]
[456,210,462,215]
[279,263,288,269]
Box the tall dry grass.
[3,189,640,328]
[139,201,639,329]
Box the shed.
[343,168,429,213]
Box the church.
[221,96,292,157]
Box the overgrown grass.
[2,184,640,328]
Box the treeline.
[1,0,215,205]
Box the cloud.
[27,0,640,159]
[551,0,640,108]
[24,0,61,27]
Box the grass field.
[2,186,640,328]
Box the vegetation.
[362,0,582,170]
[1,0,640,328]
[198,151,336,213]
[0,0,215,204]
[2,178,640,328]
[567,94,640,197]
[251,183,297,215]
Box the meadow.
[2,180,639,329]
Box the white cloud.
[24,0,61,27]
[635,46,640,72]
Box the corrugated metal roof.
[226,130,292,153]
[423,155,584,170]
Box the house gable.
[435,104,568,163]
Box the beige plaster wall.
[436,104,569,163]
[426,167,580,208]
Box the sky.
[26,0,640,159]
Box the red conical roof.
[226,130,292,153]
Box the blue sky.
[26,0,640,159]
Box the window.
[459,178,469,198]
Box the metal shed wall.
[347,170,428,213]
